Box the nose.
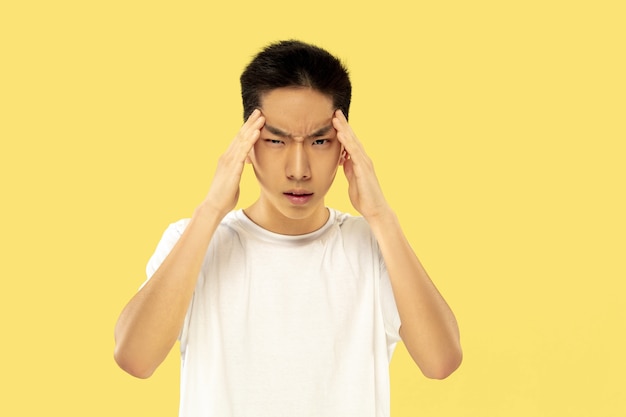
[286,142,311,181]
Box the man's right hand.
[114,110,266,379]
[202,109,265,218]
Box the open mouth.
[283,192,314,205]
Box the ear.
[338,148,347,166]
[246,146,256,165]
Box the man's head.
[240,40,351,121]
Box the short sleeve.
[143,219,190,285]
[336,212,402,356]
[142,219,192,347]
[378,255,402,350]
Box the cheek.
[250,144,281,177]
[329,144,343,167]
[315,151,342,175]
[250,143,267,167]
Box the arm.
[114,110,265,378]
[333,110,462,379]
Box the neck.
[243,200,329,235]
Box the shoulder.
[170,211,241,233]
[146,213,243,275]
[166,218,191,236]
[333,210,373,237]
[156,211,243,249]
[151,218,190,250]
[328,210,385,276]
[331,209,377,250]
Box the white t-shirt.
[145,209,401,417]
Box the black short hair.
[240,40,352,121]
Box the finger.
[334,109,348,123]
[332,109,349,134]
[333,110,361,145]
[332,111,351,147]
[333,110,365,160]
[229,110,265,156]
[246,112,265,149]
[244,108,262,125]
[240,109,265,138]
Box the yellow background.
[1,1,624,415]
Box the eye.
[265,139,284,146]
[312,139,330,146]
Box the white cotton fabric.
[145,208,401,417]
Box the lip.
[283,190,314,205]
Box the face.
[247,87,343,235]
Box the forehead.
[259,87,334,136]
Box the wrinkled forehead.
[263,123,335,141]
[259,87,335,137]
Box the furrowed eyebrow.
[264,125,291,138]
[309,125,333,138]
[264,124,334,139]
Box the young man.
[114,40,462,416]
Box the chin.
[278,205,318,220]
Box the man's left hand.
[333,110,391,220]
